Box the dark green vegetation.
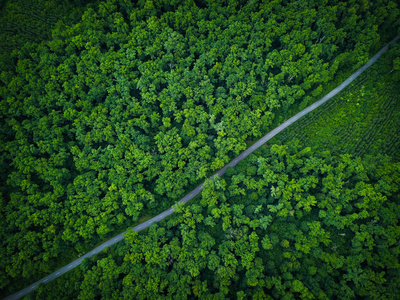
[35,144,400,299]
[0,0,97,71]
[0,0,399,298]
[271,42,400,161]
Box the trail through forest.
[5,35,399,300]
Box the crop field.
[271,49,400,161]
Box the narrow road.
[5,35,399,300]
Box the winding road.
[5,35,399,300]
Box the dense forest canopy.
[0,0,399,298]
[36,143,400,299]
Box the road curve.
[5,35,399,300]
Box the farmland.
[271,46,400,161]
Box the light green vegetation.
[1,0,399,298]
[35,143,400,299]
[271,43,400,160]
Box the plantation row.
[273,44,400,161]
[0,0,97,70]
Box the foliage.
[35,143,400,299]
[0,0,97,71]
[272,44,400,161]
[1,0,399,296]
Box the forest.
[0,0,399,299]
[35,143,400,299]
